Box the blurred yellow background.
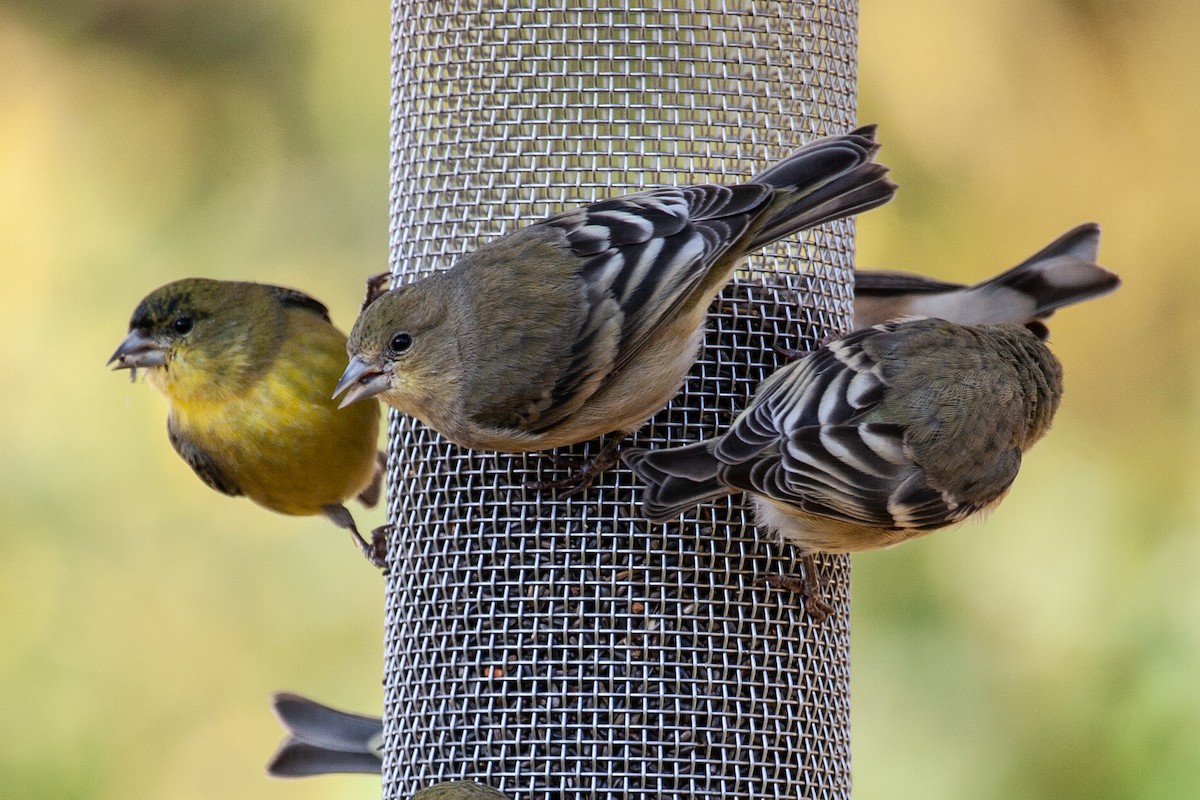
[1,1,1197,799]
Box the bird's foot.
[775,329,843,361]
[323,503,389,573]
[347,525,389,573]
[366,525,391,573]
[527,436,625,499]
[774,344,810,361]
[762,555,834,624]
[362,272,391,310]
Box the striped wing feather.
[712,323,976,530]
[530,184,772,432]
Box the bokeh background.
[2,1,1197,798]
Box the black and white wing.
[712,323,981,530]
[533,183,774,426]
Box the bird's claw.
[775,328,843,362]
[774,344,810,361]
[362,272,391,311]
[527,437,625,499]
[762,556,833,624]
[527,460,604,498]
[362,525,390,573]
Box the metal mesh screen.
[383,2,858,797]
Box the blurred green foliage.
[1,0,1197,798]
[0,1,388,798]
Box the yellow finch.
[336,127,896,491]
[109,279,385,565]
[624,318,1066,621]
[853,222,1118,329]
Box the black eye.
[173,317,194,335]
[390,333,413,354]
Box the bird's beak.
[334,357,391,408]
[108,330,168,372]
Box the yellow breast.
[164,309,380,517]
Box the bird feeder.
[382,3,859,797]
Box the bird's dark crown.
[128,278,225,332]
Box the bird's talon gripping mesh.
[385,2,857,797]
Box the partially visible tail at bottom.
[267,692,383,778]
[622,441,731,521]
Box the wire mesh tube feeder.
[382,2,861,797]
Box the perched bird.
[266,692,383,777]
[266,694,509,798]
[623,318,1067,621]
[853,222,1119,329]
[109,279,386,565]
[337,127,896,492]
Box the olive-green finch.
[109,278,385,565]
[336,127,896,491]
[624,318,1067,621]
